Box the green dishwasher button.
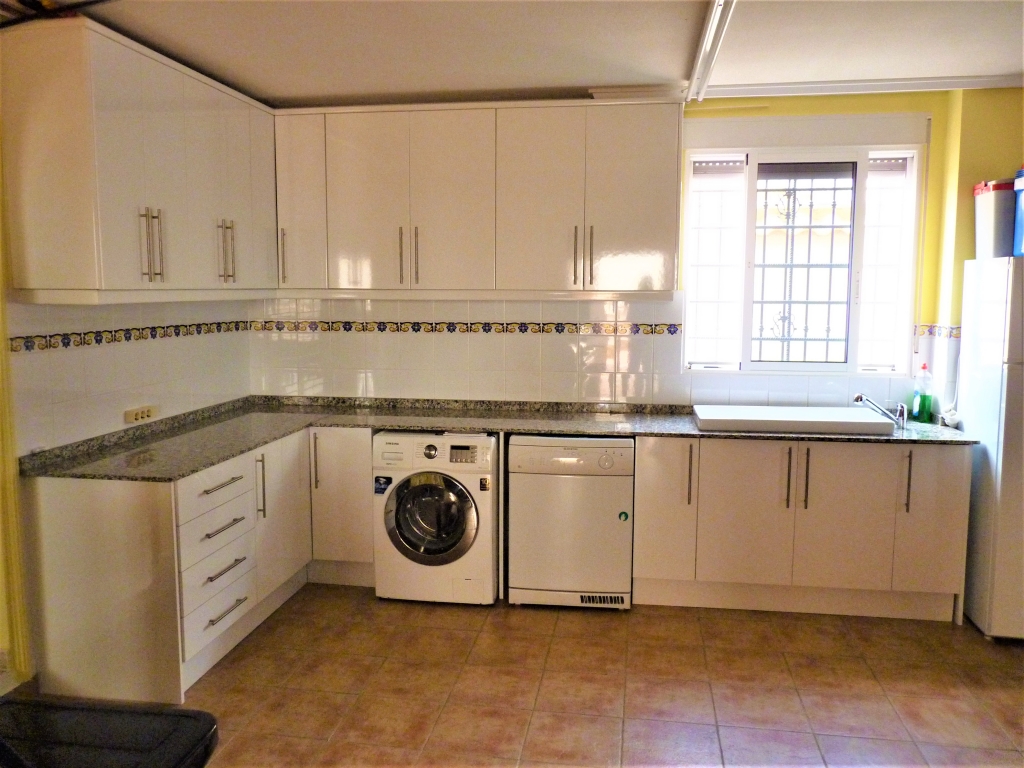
[618,511,629,521]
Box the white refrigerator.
[959,257,1023,639]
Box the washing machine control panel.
[372,433,494,471]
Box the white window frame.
[683,140,923,375]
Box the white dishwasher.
[507,435,635,609]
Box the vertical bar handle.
[399,226,404,285]
[217,220,227,280]
[589,225,594,285]
[140,207,154,282]
[785,446,793,508]
[686,443,694,505]
[414,226,420,284]
[279,229,287,283]
[803,447,810,510]
[255,454,266,518]
[152,209,165,281]
[573,226,579,285]
[904,450,913,513]
[228,220,237,282]
[313,432,320,490]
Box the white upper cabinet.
[275,114,329,288]
[326,112,411,289]
[584,103,680,291]
[409,109,496,289]
[242,108,280,289]
[496,107,587,290]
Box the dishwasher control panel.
[508,436,634,476]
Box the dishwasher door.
[508,472,634,596]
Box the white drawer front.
[180,530,256,616]
[176,452,255,525]
[182,569,256,661]
[178,490,255,571]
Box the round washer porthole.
[384,472,479,566]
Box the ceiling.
[79,0,1024,108]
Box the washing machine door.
[384,472,479,566]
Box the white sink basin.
[693,405,895,435]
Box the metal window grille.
[752,162,856,363]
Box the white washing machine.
[372,432,497,604]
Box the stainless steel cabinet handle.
[785,446,793,508]
[803,447,811,509]
[205,557,247,584]
[904,450,913,513]
[201,475,244,495]
[228,220,236,282]
[140,208,154,282]
[313,432,320,489]
[280,229,287,283]
[573,226,579,285]
[207,596,247,627]
[255,455,266,518]
[217,220,227,281]
[414,226,420,284]
[202,516,246,540]
[589,225,594,285]
[152,209,165,282]
[686,443,694,505]
[399,226,404,285]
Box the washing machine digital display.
[448,446,478,464]
[384,472,479,566]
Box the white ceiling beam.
[684,0,737,102]
[703,73,1024,99]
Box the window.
[684,149,918,373]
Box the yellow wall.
[684,89,1024,326]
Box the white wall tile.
[807,376,849,407]
[468,370,505,401]
[364,300,401,321]
[434,369,473,400]
[729,374,769,405]
[580,301,616,322]
[434,332,470,371]
[653,373,691,405]
[616,301,657,323]
[615,373,652,403]
[653,335,683,375]
[467,333,504,371]
[541,371,578,402]
[654,292,685,324]
[767,375,809,407]
[398,333,434,371]
[542,302,578,323]
[432,301,468,322]
[332,332,366,369]
[330,299,364,321]
[847,375,888,406]
[400,301,434,322]
[505,371,541,401]
[580,373,615,402]
[579,336,616,373]
[330,370,366,398]
[468,301,504,322]
[504,334,541,372]
[615,336,653,373]
[504,301,541,322]
[541,334,579,372]
[888,376,914,408]
[365,333,403,370]
[690,372,731,405]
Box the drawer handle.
[202,516,246,540]
[202,475,244,495]
[207,597,247,628]
[205,557,247,584]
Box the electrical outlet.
[124,405,158,424]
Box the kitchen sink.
[692,405,896,435]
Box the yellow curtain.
[0,116,33,681]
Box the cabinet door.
[310,427,374,562]
[326,111,410,289]
[221,93,253,288]
[893,445,971,594]
[246,108,279,289]
[182,77,226,288]
[409,109,495,289]
[275,114,328,288]
[696,439,797,585]
[256,431,312,602]
[584,104,680,291]
[792,442,900,591]
[634,437,699,581]
[496,107,586,290]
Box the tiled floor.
[187,585,1024,768]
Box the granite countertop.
[20,396,976,482]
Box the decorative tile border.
[915,324,961,339]
[10,319,682,353]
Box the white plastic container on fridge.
[974,179,1016,259]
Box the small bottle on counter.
[911,363,933,423]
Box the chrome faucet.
[853,393,907,430]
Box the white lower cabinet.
[633,436,699,581]
[309,427,374,562]
[696,438,799,586]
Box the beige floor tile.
[868,661,972,699]
[621,718,721,767]
[546,637,627,675]
[555,609,630,641]
[184,682,272,732]
[522,711,623,767]
[334,695,442,749]
[978,695,1024,751]
[286,651,385,694]
[711,683,811,732]
[468,631,551,668]
[483,605,560,636]
[391,627,478,665]
[785,654,884,696]
[627,615,703,647]
[361,659,460,703]
[626,643,707,680]
[799,692,911,740]
[705,648,794,687]
[248,687,357,740]
[407,603,491,632]
[771,619,858,656]
[624,677,715,724]
[700,618,780,651]
[816,735,927,767]
[210,644,308,689]
[449,665,543,710]
[718,726,824,767]
[328,625,400,657]
[425,704,533,760]
[890,696,1017,750]
[315,741,420,767]
[209,732,328,768]
[535,672,626,717]
[917,744,1024,767]
[844,620,936,663]
[418,742,519,767]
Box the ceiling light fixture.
[0,0,116,30]
[684,0,738,103]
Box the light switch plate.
[124,405,158,424]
